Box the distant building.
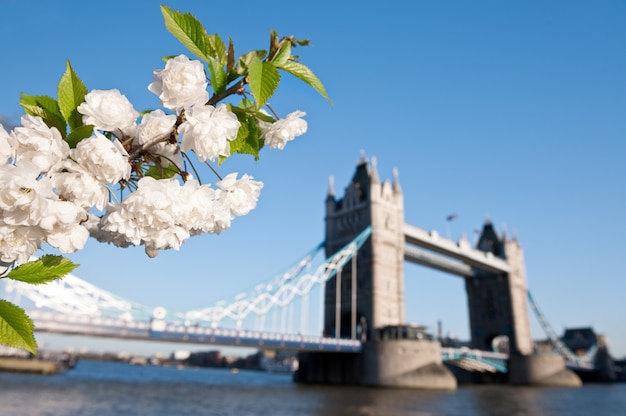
[561,327,598,356]
[614,358,626,381]
[186,350,225,368]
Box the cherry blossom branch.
[127,128,177,160]
[129,77,248,161]
[208,76,248,106]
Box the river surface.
[0,359,624,416]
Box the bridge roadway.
[29,310,361,353]
[441,347,509,373]
[33,312,591,374]
[30,311,512,372]
[403,223,510,277]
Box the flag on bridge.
[446,214,458,221]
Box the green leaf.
[218,112,246,165]
[268,30,280,60]
[271,41,292,67]
[248,57,280,109]
[19,94,62,119]
[295,39,310,47]
[145,163,179,180]
[0,300,37,354]
[227,113,263,161]
[66,124,94,148]
[161,5,212,62]
[58,61,88,130]
[236,50,267,75]
[208,58,227,96]
[226,38,236,74]
[207,34,227,66]
[19,94,67,138]
[255,110,275,123]
[238,98,257,111]
[232,102,274,123]
[278,60,332,105]
[7,255,78,285]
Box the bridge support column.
[508,354,581,387]
[361,339,457,390]
[295,339,457,390]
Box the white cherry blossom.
[0,124,16,163]
[0,224,45,265]
[99,177,190,257]
[217,173,263,217]
[84,213,132,249]
[179,104,240,162]
[0,162,53,227]
[12,115,69,174]
[136,110,182,169]
[179,180,232,236]
[1,46,310,263]
[77,89,139,133]
[71,133,131,185]
[259,110,307,150]
[148,54,208,111]
[50,160,108,210]
[39,199,89,253]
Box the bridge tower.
[468,222,533,355]
[323,155,405,338]
[470,223,580,386]
[296,156,456,390]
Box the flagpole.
[446,214,457,240]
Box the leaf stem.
[204,161,223,181]
[181,152,203,184]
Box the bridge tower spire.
[323,155,405,337]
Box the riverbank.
[0,357,60,375]
[0,354,76,375]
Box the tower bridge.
[2,156,611,388]
[296,156,581,389]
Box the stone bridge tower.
[323,155,405,339]
[469,222,579,386]
[468,222,533,356]
[296,155,457,390]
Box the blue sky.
[1,0,625,358]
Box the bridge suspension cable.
[0,226,372,342]
[2,269,154,321]
[182,226,372,326]
[527,291,596,367]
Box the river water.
[0,359,624,416]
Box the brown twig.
[208,76,248,106]
[127,129,176,160]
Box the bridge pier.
[360,339,457,389]
[508,354,581,387]
[295,339,457,390]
